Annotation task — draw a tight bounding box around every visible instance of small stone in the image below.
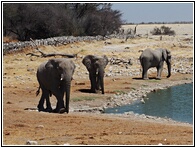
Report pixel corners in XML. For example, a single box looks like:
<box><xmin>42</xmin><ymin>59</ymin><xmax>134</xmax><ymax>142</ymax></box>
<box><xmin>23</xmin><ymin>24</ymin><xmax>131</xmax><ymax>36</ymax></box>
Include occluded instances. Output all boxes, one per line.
<box><xmin>36</xmin><ymin>125</ymin><xmax>44</xmax><ymax>128</ymax></box>
<box><xmin>140</xmin><ymin>99</ymin><xmax>145</xmax><ymax>104</ymax></box>
<box><xmin>26</xmin><ymin>140</ymin><xmax>38</xmax><ymax>145</ymax></box>
<box><xmin>75</xmin><ymin>82</ymin><xmax>85</xmax><ymax>85</ymax></box>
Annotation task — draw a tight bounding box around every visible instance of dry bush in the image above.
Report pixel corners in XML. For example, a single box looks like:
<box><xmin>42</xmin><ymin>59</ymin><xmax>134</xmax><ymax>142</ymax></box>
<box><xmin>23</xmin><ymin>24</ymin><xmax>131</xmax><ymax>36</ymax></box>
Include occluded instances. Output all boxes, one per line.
<box><xmin>151</xmin><ymin>25</ymin><xmax>176</xmax><ymax>35</ymax></box>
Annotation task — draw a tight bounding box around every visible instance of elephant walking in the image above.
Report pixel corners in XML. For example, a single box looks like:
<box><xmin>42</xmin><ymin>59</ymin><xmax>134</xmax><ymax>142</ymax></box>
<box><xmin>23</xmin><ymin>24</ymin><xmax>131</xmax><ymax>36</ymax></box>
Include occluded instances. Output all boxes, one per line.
<box><xmin>139</xmin><ymin>48</ymin><xmax>171</xmax><ymax>79</ymax></box>
<box><xmin>36</xmin><ymin>58</ymin><xmax>75</xmax><ymax>113</ymax></box>
<box><xmin>82</xmin><ymin>55</ymin><xmax>108</xmax><ymax>94</ymax></box>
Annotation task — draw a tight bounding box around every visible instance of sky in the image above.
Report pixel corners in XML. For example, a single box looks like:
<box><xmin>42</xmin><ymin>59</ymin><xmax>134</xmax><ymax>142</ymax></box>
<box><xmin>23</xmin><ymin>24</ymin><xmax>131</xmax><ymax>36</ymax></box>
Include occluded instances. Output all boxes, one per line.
<box><xmin>111</xmin><ymin>2</ymin><xmax>193</xmax><ymax>23</ymax></box>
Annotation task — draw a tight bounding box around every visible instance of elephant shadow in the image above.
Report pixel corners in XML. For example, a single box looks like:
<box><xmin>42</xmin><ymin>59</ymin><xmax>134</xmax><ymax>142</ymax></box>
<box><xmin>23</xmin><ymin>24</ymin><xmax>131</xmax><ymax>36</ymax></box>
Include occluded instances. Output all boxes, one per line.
<box><xmin>78</xmin><ymin>89</ymin><xmax>92</xmax><ymax>93</ymax></box>
<box><xmin>132</xmin><ymin>76</ymin><xmax>157</xmax><ymax>80</ymax></box>
<box><xmin>24</xmin><ymin>107</ymin><xmax>67</xmax><ymax>113</ymax></box>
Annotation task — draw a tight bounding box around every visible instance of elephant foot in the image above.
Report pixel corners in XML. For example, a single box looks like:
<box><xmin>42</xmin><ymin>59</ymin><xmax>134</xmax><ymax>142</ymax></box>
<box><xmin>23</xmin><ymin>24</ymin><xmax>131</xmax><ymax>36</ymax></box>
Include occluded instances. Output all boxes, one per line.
<box><xmin>90</xmin><ymin>89</ymin><xmax>96</xmax><ymax>93</ymax></box>
<box><xmin>53</xmin><ymin>107</ymin><xmax>66</xmax><ymax>114</ymax></box>
<box><xmin>156</xmin><ymin>77</ymin><xmax>161</xmax><ymax>80</ymax></box>
<box><xmin>52</xmin><ymin>108</ymin><xmax>57</xmax><ymax>113</ymax></box>
<box><xmin>45</xmin><ymin>107</ymin><xmax>53</xmax><ymax>112</ymax></box>
<box><xmin>95</xmin><ymin>89</ymin><xmax>100</xmax><ymax>94</ymax></box>
<box><xmin>65</xmin><ymin>108</ymin><xmax>69</xmax><ymax>114</ymax></box>
<box><xmin>95</xmin><ymin>89</ymin><xmax>104</xmax><ymax>94</ymax></box>
<box><xmin>59</xmin><ymin>108</ymin><xmax>66</xmax><ymax>114</ymax></box>
<box><xmin>38</xmin><ymin>108</ymin><xmax>45</xmax><ymax>112</ymax></box>
<box><xmin>37</xmin><ymin>105</ymin><xmax>45</xmax><ymax>112</ymax></box>
<box><xmin>143</xmin><ymin>77</ymin><xmax>149</xmax><ymax>80</ymax></box>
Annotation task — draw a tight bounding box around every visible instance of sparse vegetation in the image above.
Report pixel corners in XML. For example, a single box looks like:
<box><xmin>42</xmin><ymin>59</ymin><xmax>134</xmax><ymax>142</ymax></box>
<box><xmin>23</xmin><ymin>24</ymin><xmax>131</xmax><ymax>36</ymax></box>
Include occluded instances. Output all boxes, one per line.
<box><xmin>150</xmin><ymin>25</ymin><xmax>176</xmax><ymax>35</ymax></box>
<box><xmin>114</xmin><ymin>90</ymin><xmax>126</xmax><ymax>95</ymax></box>
<box><xmin>72</xmin><ymin>96</ymin><xmax>96</xmax><ymax>102</ymax></box>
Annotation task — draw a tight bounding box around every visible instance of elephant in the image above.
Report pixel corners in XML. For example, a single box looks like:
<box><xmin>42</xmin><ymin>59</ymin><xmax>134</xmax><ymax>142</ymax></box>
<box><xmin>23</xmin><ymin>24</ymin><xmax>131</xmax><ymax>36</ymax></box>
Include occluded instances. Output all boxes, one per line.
<box><xmin>36</xmin><ymin>58</ymin><xmax>75</xmax><ymax>113</ymax></box>
<box><xmin>82</xmin><ymin>55</ymin><xmax>108</xmax><ymax>94</ymax></box>
<box><xmin>139</xmin><ymin>48</ymin><xmax>171</xmax><ymax>80</ymax></box>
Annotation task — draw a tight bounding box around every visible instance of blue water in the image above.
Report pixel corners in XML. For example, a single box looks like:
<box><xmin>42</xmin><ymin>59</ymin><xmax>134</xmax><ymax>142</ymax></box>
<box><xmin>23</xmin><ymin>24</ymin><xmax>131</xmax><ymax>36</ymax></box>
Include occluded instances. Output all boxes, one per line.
<box><xmin>104</xmin><ymin>83</ymin><xmax>193</xmax><ymax>124</ymax></box>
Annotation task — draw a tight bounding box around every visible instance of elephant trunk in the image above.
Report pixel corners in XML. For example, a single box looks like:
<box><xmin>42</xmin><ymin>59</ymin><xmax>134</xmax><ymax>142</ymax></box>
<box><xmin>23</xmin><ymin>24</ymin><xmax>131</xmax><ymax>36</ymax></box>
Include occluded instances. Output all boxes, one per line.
<box><xmin>166</xmin><ymin>61</ymin><xmax>171</xmax><ymax>78</ymax></box>
<box><xmin>64</xmin><ymin>79</ymin><xmax>71</xmax><ymax>113</ymax></box>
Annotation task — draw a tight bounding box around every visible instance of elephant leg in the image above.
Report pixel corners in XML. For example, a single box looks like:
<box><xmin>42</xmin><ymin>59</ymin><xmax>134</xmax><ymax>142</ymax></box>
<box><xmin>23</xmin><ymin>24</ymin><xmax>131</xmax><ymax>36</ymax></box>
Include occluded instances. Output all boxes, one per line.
<box><xmin>37</xmin><ymin>88</ymin><xmax>48</xmax><ymax>112</ymax></box>
<box><xmin>156</xmin><ymin>68</ymin><xmax>163</xmax><ymax>80</ymax></box>
<box><xmin>37</xmin><ymin>89</ymin><xmax>52</xmax><ymax>112</ymax></box>
<box><xmin>156</xmin><ymin>63</ymin><xmax>163</xmax><ymax>79</ymax></box>
<box><xmin>52</xmin><ymin>89</ymin><xmax>65</xmax><ymax>113</ymax></box>
<box><xmin>37</xmin><ymin>93</ymin><xmax>45</xmax><ymax>111</ymax></box>
<box><xmin>142</xmin><ymin>66</ymin><xmax>149</xmax><ymax>80</ymax></box>
<box><xmin>45</xmin><ymin>94</ymin><xmax>53</xmax><ymax>112</ymax></box>
<box><xmin>89</xmin><ymin>73</ymin><xmax>96</xmax><ymax>93</ymax></box>
<box><xmin>96</xmin><ymin>75</ymin><xmax>101</xmax><ymax>93</ymax></box>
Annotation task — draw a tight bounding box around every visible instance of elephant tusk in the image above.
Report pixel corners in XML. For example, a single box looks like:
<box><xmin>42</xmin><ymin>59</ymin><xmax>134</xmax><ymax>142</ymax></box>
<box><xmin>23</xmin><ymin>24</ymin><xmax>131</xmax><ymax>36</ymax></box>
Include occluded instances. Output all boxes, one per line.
<box><xmin>60</xmin><ymin>73</ymin><xmax>64</xmax><ymax>81</ymax></box>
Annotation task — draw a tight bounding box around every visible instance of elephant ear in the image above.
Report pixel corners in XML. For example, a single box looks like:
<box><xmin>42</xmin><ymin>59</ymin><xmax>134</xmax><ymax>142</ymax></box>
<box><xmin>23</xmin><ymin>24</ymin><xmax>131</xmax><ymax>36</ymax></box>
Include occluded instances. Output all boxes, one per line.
<box><xmin>82</xmin><ymin>55</ymin><xmax>93</xmax><ymax>71</ymax></box>
<box><xmin>70</xmin><ymin>60</ymin><xmax>76</xmax><ymax>73</ymax></box>
<box><xmin>166</xmin><ymin>49</ymin><xmax>171</xmax><ymax>59</ymax></box>
<box><xmin>45</xmin><ymin>59</ymin><xmax>58</xmax><ymax>69</ymax></box>
<box><xmin>103</xmin><ymin>55</ymin><xmax>109</xmax><ymax>67</ymax></box>
<box><xmin>162</xmin><ymin>49</ymin><xmax>168</xmax><ymax>61</ymax></box>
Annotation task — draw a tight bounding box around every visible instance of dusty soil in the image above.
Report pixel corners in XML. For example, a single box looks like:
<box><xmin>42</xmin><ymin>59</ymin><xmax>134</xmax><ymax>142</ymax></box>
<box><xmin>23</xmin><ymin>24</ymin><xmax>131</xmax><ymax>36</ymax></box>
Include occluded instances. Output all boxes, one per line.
<box><xmin>3</xmin><ymin>24</ymin><xmax>193</xmax><ymax>145</ymax></box>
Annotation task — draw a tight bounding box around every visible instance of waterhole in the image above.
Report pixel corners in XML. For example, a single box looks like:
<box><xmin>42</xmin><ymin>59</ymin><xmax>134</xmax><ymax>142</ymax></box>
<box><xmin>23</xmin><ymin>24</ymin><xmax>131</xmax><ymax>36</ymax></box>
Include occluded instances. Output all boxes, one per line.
<box><xmin>104</xmin><ymin>83</ymin><xmax>193</xmax><ymax>124</ymax></box>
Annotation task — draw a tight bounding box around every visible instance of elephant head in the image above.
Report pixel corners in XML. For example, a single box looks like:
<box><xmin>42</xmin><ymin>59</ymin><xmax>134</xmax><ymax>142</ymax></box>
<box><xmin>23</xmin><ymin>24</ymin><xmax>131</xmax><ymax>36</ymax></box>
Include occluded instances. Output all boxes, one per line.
<box><xmin>82</xmin><ymin>55</ymin><xmax>108</xmax><ymax>94</ymax></box>
<box><xmin>45</xmin><ymin>58</ymin><xmax>75</xmax><ymax>81</ymax></box>
<box><xmin>162</xmin><ymin>49</ymin><xmax>171</xmax><ymax>78</ymax></box>
<box><xmin>37</xmin><ymin>58</ymin><xmax>75</xmax><ymax>113</ymax></box>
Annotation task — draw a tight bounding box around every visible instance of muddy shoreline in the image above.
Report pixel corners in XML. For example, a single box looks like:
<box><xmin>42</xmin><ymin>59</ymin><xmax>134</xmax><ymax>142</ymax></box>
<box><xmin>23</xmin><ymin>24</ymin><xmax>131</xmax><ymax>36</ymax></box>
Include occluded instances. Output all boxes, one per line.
<box><xmin>71</xmin><ymin>73</ymin><xmax>193</xmax><ymax>125</ymax></box>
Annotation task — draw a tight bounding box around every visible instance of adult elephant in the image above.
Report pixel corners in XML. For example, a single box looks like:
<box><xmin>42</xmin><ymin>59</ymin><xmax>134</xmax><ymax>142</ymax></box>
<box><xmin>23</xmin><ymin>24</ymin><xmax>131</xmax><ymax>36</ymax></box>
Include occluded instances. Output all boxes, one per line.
<box><xmin>36</xmin><ymin>58</ymin><xmax>75</xmax><ymax>113</ymax></box>
<box><xmin>139</xmin><ymin>48</ymin><xmax>171</xmax><ymax>79</ymax></box>
<box><xmin>82</xmin><ymin>55</ymin><xmax>108</xmax><ymax>94</ymax></box>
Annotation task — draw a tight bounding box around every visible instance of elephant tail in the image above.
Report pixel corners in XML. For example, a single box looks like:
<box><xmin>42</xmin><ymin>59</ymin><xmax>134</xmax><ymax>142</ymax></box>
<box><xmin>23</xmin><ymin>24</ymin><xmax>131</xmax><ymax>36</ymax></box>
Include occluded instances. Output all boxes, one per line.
<box><xmin>36</xmin><ymin>86</ymin><xmax>40</xmax><ymax>96</ymax></box>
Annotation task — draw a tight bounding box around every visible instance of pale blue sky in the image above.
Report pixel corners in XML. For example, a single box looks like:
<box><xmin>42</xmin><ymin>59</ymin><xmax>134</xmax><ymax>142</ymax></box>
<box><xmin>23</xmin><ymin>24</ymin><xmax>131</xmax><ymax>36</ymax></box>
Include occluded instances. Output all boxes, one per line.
<box><xmin>111</xmin><ymin>2</ymin><xmax>193</xmax><ymax>23</ymax></box>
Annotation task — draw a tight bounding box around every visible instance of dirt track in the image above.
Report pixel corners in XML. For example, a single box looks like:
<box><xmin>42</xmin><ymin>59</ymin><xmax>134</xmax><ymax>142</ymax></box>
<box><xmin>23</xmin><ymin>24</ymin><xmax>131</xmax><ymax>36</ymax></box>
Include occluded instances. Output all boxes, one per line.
<box><xmin>3</xmin><ymin>24</ymin><xmax>193</xmax><ymax>145</ymax></box>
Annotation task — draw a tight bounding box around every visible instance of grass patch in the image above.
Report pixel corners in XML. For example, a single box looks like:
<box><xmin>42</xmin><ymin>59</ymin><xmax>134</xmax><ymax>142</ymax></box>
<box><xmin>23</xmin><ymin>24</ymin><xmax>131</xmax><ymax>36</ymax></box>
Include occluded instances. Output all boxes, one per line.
<box><xmin>114</xmin><ymin>90</ymin><xmax>126</xmax><ymax>95</ymax></box>
<box><xmin>131</xmin><ymin>87</ymin><xmax>136</xmax><ymax>90</ymax></box>
<box><xmin>72</xmin><ymin>96</ymin><xmax>96</xmax><ymax>102</ymax></box>
<box><xmin>141</xmin><ymin>84</ymin><xmax>149</xmax><ymax>87</ymax></box>
<box><xmin>80</xmin><ymin>49</ymin><xmax>86</xmax><ymax>53</ymax></box>
<box><xmin>148</xmin><ymin>79</ymin><xmax>160</xmax><ymax>82</ymax></box>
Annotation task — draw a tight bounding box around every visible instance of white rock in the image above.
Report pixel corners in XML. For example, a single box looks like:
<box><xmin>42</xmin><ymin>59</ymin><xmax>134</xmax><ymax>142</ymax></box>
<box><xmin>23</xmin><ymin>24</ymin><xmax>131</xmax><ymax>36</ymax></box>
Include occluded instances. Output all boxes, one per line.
<box><xmin>36</xmin><ymin>125</ymin><xmax>44</xmax><ymax>128</ymax></box>
<box><xmin>26</xmin><ymin>140</ymin><xmax>38</xmax><ymax>145</ymax></box>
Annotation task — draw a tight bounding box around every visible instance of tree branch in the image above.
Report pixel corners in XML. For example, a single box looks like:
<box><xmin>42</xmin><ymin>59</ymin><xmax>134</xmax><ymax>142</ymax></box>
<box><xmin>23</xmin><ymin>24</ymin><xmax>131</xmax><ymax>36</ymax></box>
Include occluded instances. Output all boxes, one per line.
<box><xmin>26</xmin><ymin>38</ymin><xmax>78</xmax><ymax>58</ymax></box>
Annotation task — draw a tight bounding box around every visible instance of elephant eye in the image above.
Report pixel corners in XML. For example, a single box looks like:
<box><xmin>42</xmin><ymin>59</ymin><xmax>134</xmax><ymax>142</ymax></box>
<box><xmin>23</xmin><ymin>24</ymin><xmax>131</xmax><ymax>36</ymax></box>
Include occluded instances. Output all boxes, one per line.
<box><xmin>57</xmin><ymin>66</ymin><xmax>63</xmax><ymax>71</ymax></box>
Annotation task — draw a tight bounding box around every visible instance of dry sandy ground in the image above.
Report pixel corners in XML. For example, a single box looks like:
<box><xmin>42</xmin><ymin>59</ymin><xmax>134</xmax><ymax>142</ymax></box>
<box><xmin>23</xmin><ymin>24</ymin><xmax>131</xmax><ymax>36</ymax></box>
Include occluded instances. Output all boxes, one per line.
<box><xmin>3</xmin><ymin>24</ymin><xmax>193</xmax><ymax>145</ymax></box>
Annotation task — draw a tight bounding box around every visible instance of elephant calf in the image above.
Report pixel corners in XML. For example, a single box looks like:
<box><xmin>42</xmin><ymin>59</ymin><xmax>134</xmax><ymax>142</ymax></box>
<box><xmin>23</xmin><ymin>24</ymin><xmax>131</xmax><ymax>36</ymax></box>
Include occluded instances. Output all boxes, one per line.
<box><xmin>139</xmin><ymin>48</ymin><xmax>171</xmax><ymax>79</ymax></box>
<box><xmin>82</xmin><ymin>55</ymin><xmax>108</xmax><ymax>94</ymax></box>
<box><xmin>36</xmin><ymin>58</ymin><xmax>75</xmax><ymax>113</ymax></box>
